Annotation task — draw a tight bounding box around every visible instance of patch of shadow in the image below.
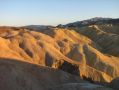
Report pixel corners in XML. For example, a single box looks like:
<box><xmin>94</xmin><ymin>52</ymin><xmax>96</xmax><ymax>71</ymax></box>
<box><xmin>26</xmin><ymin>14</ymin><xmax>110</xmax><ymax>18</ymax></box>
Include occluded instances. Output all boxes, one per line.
<box><xmin>42</xmin><ymin>28</ymin><xmax>56</xmax><ymax>38</ymax></box>
<box><xmin>82</xmin><ymin>76</ymin><xmax>110</xmax><ymax>88</ymax></box>
<box><xmin>11</xmin><ymin>27</ymin><xmax>20</xmax><ymax>31</ymax></box>
<box><xmin>66</xmin><ymin>45</ymin><xmax>81</xmax><ymax>62</ymax></box>
<box><xmin>57</xmin><ymin>41</ymin><xmax>64</xmax><ymax>47</ymax></box>
<box><xmin>59</xmin><ymin>61</ymin><xmax>80</xmax><ymax>76</ymax></box>
<box><xmin>82</xmin><ymin>76</ymin><xmax>94</xmax><ymax>83</ymax></box>
<box><xmin>19</xmin><ymin>43</ymin><xmax>24</xmax><ymax>49</ymax></box>
<box><xmin>62</xmin><ymin>38</ymin><xmax>68</xmax><ymax>42</ymax></box>
<box><xmin>25</xmin><ymin>49</ymin><xmax>33</xmax><ymax>58</ymax></box>
<box><xmin>45</xmin><ymin>52</ymin><xmax>54</xmax><ymax>67</ymax></box>
<box><xmin>110</xmin><ymin>77</ymin><xmax>119</xmax><ymax>90</ymax></box>
<box><xmin>38</xmin><ymin>42</ymin><xmax>44</xmax><ymax>48</ymax></box>
<box><xmin>19</xmin><ymin>43</ymin><xmax>33</xmax><ymax>58</ymax></box>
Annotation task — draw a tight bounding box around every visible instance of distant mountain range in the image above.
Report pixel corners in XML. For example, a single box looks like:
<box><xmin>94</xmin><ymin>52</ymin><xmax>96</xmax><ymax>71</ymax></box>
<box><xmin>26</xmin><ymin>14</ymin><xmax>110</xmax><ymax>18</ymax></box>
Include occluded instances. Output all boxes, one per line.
<box><xmin>23</xmin><ymin>17</ymin><xmax>119</xmax><ymax>30</ymax></box>
<box><xmin>57</xmin><ymin>17</ymin><xmax>119</xmax><ymax>28</ymax></box>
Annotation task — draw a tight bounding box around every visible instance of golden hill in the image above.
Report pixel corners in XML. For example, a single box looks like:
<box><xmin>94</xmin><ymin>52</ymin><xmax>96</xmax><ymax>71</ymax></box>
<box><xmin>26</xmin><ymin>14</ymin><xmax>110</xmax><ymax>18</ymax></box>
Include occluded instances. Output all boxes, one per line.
<box><xmin>0</xmin><ymin>26</ymin><xmax>119</xmax><ymax>85</ymax></box>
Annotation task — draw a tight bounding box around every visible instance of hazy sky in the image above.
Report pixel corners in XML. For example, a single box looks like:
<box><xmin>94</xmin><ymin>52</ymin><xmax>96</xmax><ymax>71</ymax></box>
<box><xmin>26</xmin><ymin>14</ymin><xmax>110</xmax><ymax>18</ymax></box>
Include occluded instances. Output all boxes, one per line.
<box><xmin>0</xmin><ymin>0</ymin><xmax>118</xmax><ymax>26</ymax></box>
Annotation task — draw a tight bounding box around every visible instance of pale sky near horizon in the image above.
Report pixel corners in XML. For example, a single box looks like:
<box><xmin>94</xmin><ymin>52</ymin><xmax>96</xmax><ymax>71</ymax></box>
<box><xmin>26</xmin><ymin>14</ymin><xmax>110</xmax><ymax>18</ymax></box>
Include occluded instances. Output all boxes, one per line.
<box><xmin>0</xmin><ymin>0</ymin><xmax>118</xmax><ymax>26</ymax></box>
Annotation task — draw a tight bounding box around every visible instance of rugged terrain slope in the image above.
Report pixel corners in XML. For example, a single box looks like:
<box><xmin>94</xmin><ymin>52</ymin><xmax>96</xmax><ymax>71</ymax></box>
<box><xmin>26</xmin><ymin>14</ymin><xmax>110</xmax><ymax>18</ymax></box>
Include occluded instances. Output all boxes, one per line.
<box><xmin>0</xmin><ymin>18</ymin><xmax>119</xmax><ymax>90</ymax></box>
<box><xmin>0</xmin><ymin>25</ymin><xmax>119</xmax><ymax>83</ymax></box>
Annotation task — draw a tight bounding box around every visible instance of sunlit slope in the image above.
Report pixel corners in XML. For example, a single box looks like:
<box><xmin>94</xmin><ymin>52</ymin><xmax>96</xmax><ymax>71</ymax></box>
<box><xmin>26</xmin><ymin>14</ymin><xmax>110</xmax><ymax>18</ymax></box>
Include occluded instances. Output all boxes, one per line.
<box><xmin>0</xmin><ymin>26</ymin><xmax>119</xmax><ymax>83</ymax></box>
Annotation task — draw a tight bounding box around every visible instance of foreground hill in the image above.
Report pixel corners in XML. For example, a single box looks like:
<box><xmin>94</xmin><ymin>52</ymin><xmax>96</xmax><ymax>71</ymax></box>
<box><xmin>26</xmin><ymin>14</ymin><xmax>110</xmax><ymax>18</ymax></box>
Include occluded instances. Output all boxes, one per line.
<box><xmin>0</xmin><ymin>58</ymin><xmax>114</xmax><ymax>90</ymax></box>
<box><xmin>0</xmin><ymin>18</ymin><xmax>119</xmax><ymax>90</ymax></box>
